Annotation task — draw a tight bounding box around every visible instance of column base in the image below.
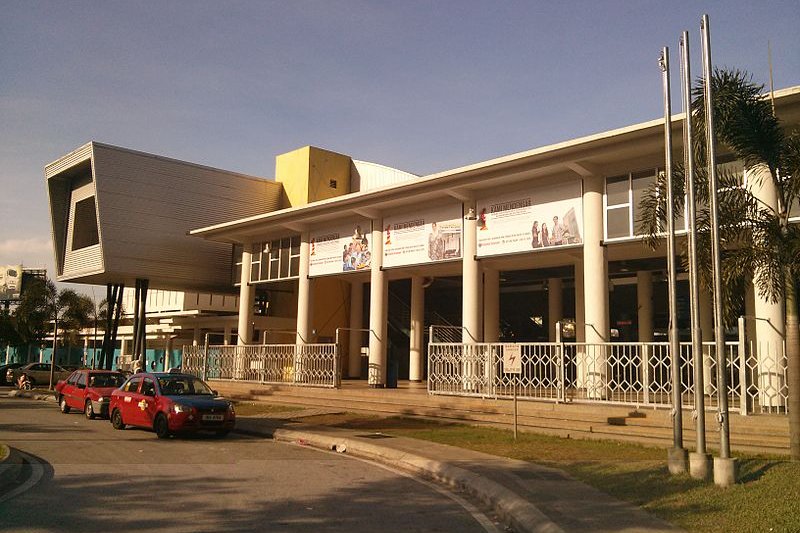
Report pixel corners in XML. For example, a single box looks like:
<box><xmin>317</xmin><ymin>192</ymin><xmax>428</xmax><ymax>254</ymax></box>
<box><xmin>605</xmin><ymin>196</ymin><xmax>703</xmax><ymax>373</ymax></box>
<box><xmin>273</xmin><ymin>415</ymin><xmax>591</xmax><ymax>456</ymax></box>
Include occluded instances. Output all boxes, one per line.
<box><xmin>369</xmin><ymin>383</ymin><xmax>385</xmax><ymax>389</ymax></box>
<box><xmin>689</xmin><ymin>452</ymin><xmax>712</xmax><ymax>481</ymax></box>
<box><xmin>667</xmin><ymin>447</ymin><xmax>688</xmax><ymax>475</ymax></box>
<box><xmin>713</xmin><ymin>457</ymin><xmax>738</xmax><ymax>487</ymax></box>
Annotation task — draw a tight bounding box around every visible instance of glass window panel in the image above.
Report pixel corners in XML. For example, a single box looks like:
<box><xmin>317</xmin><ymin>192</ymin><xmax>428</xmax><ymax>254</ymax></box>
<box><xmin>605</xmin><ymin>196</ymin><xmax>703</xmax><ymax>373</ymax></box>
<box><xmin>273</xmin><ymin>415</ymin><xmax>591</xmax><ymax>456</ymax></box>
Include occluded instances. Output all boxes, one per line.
<box><xmin>606</xmin><ymin>206</ymin><xmax>631</xmax><ymax>239</ymax></box>
<box><xmin>270</xmin><ymin>240</ymin><xmax>280</xmax><ymax>260</ymax></box>
<box><xmin>290</xmin><ymin>256</ymin><xmax>300</xmax><ymax>276</ymax></box>
<box><xmin>233</xmin><ymin>244</ymin><xmax>243</xmax><ymax>264</ymax></box>
<box><xmin>606</xmin><ymin>175</ymin><xmax>630</xmax><ymax>206</ymax></box>
<box><xmin>72</xmin><ymin>198</ymin><xmax>100</xmax><ymax>250</ymax></box>
<box><xmin>631</xmin><ymin>170</ymin><xmax>656</xmax><ymax>235</ymax></box>
<box><xmin>280</xmin><ymin>245</ymin><xmax>290</xmax><ymax>278</ymax></box>
<box><xmin>234</xmin><ymin>264</ymin><xmax>242</xmax><ymax>285</ymax></box>
<box><xmin>270</xmin><ymin>261</ymin><xmax>279</xmax><ymax>279</ymax></box>
<box><xmin>250</xmin><ymin>263</ymin><xmax>259</xmax><ymax>282</ymax></box>
<box><xmin>291</xmin><ymin>236</ymin><xmax>300</xmax><ymax>255</ymax></box>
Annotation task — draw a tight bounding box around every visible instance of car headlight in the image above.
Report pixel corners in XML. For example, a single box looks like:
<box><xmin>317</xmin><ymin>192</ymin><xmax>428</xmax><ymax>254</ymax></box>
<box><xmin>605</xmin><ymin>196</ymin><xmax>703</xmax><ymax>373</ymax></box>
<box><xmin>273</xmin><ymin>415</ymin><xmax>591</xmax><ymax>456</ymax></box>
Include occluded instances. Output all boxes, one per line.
<box><xmin>173</xmin><ymin>404</ymin><xmax>192</xmax><ymax>414</ymax></box>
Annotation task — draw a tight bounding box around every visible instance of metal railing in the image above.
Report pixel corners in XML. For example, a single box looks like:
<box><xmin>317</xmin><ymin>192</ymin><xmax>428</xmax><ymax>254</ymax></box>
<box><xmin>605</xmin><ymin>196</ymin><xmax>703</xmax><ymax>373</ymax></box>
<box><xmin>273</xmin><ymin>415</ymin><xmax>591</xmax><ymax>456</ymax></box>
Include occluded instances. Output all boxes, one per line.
<box><xmin>182</xmin><ymin>342</ymin><xmax>340</xmax><ymax>388</ymax></box>
<box><xmin>428</xmin><ymin>337</ymin><xmax>789</xmax><ymax>414</ymax></box>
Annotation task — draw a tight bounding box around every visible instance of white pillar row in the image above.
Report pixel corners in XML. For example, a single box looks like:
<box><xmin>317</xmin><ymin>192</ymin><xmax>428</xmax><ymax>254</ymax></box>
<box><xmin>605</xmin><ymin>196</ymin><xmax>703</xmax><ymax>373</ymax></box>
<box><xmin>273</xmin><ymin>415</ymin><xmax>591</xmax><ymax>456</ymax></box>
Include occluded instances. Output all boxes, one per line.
<box><xmin>699</xmin><ymin>288</ymin><xmax>715</xmax><ymax>395</ymax></box>
<box><xmin>483</xmin><ymin>268</ymin><xmax>500</xmax><ymax>343</ymax></box>
<box><xmin>747</xmin><ymin>168</ymin><xmax>786</xmax><ymax>409</ymax></box>
<box><xmin>348</xmin><ymin>280</ymin><xmax>363</xmax><ymax>378</ymax></box>
<box><xmin>237</xmin><ymin>243</ymin><xmax>255</xmax><ymax>345</ymax></box>
<box><xmin>548</xmin><ymin>277</ymin><xmax>563</xmax><ymax>342</ymax></box>
<box><xmin>462</xmin><ymin>201</ymin><xmax>482</xmax><ymax>344</ymax></box>
<box><xmin>368</xmin><ymin>219</ymin><xmax>388</xmax><ymax>387</ymax></box>
<box><xmin>296</xmin><ymin>232</ymin><xmax>313</xmax><ymax>345</ymax></box>
<box><xmin>409</xmin><ymin>275</ymin><xmax>425</xmax><ymax>382</ymax></box>
<box><xmin>582</xmin><ymin>175</ymin><xmax>609</xmax><ymax>399</ymax></box>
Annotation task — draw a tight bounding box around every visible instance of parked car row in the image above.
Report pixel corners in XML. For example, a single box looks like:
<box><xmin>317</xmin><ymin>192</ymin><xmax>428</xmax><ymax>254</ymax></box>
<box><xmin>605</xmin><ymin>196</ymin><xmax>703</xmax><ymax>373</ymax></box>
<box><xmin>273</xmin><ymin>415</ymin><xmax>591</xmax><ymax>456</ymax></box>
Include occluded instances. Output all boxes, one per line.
<box><xmin>54</xmin><ymin>369</ymin><xmax>235</xmax><ymax>439</ymax></box>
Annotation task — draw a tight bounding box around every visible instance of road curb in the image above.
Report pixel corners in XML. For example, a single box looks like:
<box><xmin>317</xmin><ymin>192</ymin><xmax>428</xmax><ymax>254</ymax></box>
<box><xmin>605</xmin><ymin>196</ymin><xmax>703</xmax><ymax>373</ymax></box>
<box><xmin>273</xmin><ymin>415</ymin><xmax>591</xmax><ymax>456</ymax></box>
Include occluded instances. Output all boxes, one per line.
<box><xmin>7</xmin><ymin>389</ymin><xmax>57</xmax><ymax>402</ymax></box>
<box><xmin>237</xmin><ymin>424</ymin><xmax>563</xmax><ymax>533</ymax></box>
<box><xmin>0</xmin><ymin>444</ymin><xmax>22</xmax><ymax>490</ymax></box>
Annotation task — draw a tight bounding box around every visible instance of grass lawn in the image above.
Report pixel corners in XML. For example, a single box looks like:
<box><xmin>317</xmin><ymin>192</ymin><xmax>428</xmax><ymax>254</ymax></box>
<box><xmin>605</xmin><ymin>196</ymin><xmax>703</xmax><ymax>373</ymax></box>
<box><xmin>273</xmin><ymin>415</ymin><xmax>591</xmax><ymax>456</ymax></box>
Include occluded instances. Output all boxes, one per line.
<box><xmin>295</xmin><ymin>412</ymin><xmax>800</xmax><ymax>533</ymax></box>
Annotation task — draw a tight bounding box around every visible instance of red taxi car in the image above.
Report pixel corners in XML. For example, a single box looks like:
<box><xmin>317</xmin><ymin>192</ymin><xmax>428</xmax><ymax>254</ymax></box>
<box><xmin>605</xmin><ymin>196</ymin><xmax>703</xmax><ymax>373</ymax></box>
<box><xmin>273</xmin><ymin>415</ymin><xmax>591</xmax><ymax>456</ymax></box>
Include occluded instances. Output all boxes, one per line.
<box><xmin>55</xmin><ymin>369</ymin><xmax>127</xmax><ymax>419</ymax></box>
<box><xmin>109</xmin><ymin>373</ymin><xmax>235</xmax><ymax>438</ymax></box>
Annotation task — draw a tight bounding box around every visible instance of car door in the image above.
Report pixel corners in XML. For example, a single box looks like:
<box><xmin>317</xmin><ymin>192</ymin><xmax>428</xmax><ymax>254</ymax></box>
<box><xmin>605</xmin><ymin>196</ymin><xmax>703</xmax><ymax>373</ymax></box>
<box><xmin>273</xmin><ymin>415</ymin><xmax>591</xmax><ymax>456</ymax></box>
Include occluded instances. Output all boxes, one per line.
<box><xmin>139</xmin><ymin>377</ymin><xmax>160</xmax><ymax>429</ymax></box>
<box><xmin>118</xmin><ymin>376</ymin><xmax>144</xmax><ymax>426</ymax></box>
<box><xmin>71</xmin><ymin>372</ymin><xmax>88</xmax><ymax>409</ymax></box>
<box><xmin>61</xmin><ymin>372</ymin><xmax>80</xmax><ymax>407</ymax></box>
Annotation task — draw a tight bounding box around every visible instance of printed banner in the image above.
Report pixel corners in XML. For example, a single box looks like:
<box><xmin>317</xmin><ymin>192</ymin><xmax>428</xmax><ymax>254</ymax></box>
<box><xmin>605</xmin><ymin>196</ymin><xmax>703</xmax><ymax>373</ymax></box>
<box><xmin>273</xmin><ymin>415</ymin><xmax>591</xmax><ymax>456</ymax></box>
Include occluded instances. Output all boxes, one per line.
<box><xmin>309</xmin><ymin>221</ymin><xmax>372</xmax><ymax>277</ymax></box>
<box><xmin>476</xmin><ymin>180</ymin><xmax>583</xmax><ymax>257</ymax></box>
<box><xmin>383</xmin><ymin>204</ymin><xmax>462</xmax><ymax>268</ymax></box>
<box><xmin>0</xmin><ymin>265</ymin><xmax>22</xmax><ymax>301</ymax></box>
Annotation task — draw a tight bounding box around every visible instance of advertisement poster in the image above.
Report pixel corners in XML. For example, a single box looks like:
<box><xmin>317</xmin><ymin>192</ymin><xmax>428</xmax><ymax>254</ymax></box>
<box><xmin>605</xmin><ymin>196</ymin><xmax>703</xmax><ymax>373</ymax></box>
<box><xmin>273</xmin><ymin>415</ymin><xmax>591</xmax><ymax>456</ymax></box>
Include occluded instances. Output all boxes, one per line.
<box><xmin>0</xmin><ymin>265</ymin><xmax>22</xmax><ymax>300</ymax></box>
<box><xmin>476</xmin><ymin>180</ymin><xmax>583</xmax><ymax>257</ymax></box>
<box><xmin>309</xmin><ymin>220</ymin><xmax>372</xmax><ymax>277</ymax></box>
<box><xmin>382</xmin><ymin>204</ymin><xmax>462</xmax><ymax>268</ymax></box>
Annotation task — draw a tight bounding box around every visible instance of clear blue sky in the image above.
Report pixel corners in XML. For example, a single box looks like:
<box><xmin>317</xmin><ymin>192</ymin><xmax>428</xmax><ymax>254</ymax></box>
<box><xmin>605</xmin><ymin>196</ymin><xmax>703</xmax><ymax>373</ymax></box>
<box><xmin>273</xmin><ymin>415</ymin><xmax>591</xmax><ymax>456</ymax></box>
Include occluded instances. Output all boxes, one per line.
<box><xmin>1</xmin><ymin>1</ymin><xmax>798</xmax><ymax>286</ymax></box>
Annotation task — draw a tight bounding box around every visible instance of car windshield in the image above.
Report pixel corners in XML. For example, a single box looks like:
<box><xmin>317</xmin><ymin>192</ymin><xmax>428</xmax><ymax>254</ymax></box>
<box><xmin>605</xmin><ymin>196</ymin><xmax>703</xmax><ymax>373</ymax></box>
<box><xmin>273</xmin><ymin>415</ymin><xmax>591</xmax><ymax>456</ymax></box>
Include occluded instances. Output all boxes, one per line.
<box><xmin>89</xmin><ymin>373</ymin><xmax>126</xmax><ymax>388</ymax></box>
<box><xmin>157</xmin><ymin>376</ymin><xmax>214</xmax><ymax>396</ymax></box>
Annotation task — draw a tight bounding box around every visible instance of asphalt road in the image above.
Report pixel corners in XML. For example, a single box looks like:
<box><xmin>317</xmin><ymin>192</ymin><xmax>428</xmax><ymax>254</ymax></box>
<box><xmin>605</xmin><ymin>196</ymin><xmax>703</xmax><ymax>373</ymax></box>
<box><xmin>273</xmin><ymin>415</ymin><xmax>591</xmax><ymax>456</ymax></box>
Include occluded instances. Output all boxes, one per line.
<box><xmin>0</xmin><ymin>395</ymin><xmax>498</xmax><ymax>532</ymax></box>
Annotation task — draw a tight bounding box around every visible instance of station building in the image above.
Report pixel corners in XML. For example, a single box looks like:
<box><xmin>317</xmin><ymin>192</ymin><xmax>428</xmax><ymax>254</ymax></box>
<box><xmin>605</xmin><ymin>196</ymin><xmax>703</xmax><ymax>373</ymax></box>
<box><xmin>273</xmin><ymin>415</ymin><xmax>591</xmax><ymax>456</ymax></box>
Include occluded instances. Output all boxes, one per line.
<box><xmin>46</xmin><ymin>86</ymin><xmax>800</xmax><ymax>413</ymax></box>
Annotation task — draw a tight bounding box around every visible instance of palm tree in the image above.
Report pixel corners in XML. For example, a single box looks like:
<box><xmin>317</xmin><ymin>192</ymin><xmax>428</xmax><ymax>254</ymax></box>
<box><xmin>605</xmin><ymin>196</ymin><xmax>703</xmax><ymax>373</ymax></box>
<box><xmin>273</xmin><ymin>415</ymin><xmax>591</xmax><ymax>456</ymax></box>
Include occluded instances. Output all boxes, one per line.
<box><xmin>640</xmin><ymin>68</ymin><xmax>800</xmax><ymax>459</ymax></box>
<box><xmin>47</xmin><ymin>284</ymin><xmax>93</xmax><ymax>389</ymax></box>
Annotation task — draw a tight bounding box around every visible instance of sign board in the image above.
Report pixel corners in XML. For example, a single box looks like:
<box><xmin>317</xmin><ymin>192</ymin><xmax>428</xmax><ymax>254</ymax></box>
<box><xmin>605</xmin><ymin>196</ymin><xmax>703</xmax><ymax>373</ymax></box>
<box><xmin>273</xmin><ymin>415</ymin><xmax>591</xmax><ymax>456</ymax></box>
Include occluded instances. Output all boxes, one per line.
<box><xmin>476</xmin><ymin>179</ymin><xmax>583</xmax><ymax>257</ymax></box>
<box><xmin>503</xmin><ymin>344</ymin><xmax>522</xmax><ymax>375</ymax></box>
<box><xmin>0</xmin><ymin>265</ymin><xmax>22</xmax><ymax>300</ymax></box>
<box><xmin>382</xmin><ymin>203</ymin><xmax>462</xmax><ymax>268</ymax></box>
<box><xmin>309</xmin><ymin>220</ymin><xmax>372</xmax><ymax>277</ymax></box>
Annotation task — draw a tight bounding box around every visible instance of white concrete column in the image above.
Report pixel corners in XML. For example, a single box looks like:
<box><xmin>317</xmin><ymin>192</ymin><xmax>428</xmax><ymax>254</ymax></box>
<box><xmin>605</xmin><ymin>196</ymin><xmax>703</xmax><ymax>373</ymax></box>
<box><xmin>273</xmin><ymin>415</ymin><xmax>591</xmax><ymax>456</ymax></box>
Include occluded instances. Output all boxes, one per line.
<box><xmin>747</xmin><ymin>168</ymin><xmax>786</xmax><ymax>409</ymax></box>
<box><xmin>410</xmin><ymin>275</ymin><xmax>425</xmax><ymax>382</ymax></box>
<box><xmin>368</xmin><ymin>220</ymin><xmax>388</xmax><ymax>386</ymax></box>
<box><xmin>583</xmin><ymin>175</ymin><xmax>609</xmax><ymax>398</ymax></box>
<box><xmin>548</xmin><ymin>277</ymin><xmax>563</xmax><ymax>342</ymax></box>
<box><xmin>237</xmin><ymin>244</ymin><xmax>255</xmax><ymax>345</ymax></box>
<box><xmin>83</xmin><ymin>337</ymin><xmax>90</xmax><ymax>367</ymax></box>
<box><xmin>5</xmin><ymin>345</ymin><xmax>10</xmax><ymax>365</ymax></box>
<box><xmin>462</xmin><ymin>202</ymin><xmax>482</xmax><ymax>344</ymax></box>
<box><xmin>296</xmin><ymin>232</ymin><xmax>313</xmax><ymax>345</ymax></box>
<box><xmin>483</xmin><ymin>269</ymin><xmax>500</xmax><ymax>342</ymax></box>
<box><xmin>348</xmin><ymin>280</ymin><xmax>364</xmax><ymax>378</ymax></box>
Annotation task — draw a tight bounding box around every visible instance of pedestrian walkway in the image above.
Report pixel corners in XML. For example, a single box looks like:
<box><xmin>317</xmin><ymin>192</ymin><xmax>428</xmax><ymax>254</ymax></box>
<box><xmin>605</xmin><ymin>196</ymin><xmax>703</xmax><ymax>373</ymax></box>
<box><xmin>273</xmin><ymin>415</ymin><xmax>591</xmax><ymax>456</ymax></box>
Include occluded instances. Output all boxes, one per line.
<box><xmin>235</xmin><ymin>415</ymin><xmax>683</xmax><ymax>533</ymax></box>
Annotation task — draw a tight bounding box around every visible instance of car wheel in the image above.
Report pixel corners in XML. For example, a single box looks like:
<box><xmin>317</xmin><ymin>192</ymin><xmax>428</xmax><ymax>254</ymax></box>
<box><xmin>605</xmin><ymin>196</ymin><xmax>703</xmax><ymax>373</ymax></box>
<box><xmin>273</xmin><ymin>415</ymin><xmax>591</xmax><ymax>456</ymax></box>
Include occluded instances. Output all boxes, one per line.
<box><xmin>84</xmin><ymin>400</ymin><xmax>96</xmax><ymax>420</ymax></box>
<box><xmin>59</xmin><ymin>396</ymin><xmax>70</xmax><ymax>414</ymax></box>
<box><xmin>111</xmin><ymin>409</ymin><xmax>126</xmax><ymax>430</ymax></box>
<box><xmin>154</xmin><ymin>414</ymin><xmax>170</xmax><ymax>439</ymax></box>
<box><xmin>25</xmin><ymin>378</ymin><xmax>35</xmax><ymax>390</ymax></box>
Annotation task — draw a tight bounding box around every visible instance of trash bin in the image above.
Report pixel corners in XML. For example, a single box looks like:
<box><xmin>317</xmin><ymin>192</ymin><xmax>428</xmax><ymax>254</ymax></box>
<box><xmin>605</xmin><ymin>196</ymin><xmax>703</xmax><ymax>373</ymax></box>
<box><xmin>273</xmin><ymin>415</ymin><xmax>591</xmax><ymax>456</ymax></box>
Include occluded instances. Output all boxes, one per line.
<box><xmin>386</xmin><ymin>359</ymin><xmax>399</xmax><ymax>389</ymax></box>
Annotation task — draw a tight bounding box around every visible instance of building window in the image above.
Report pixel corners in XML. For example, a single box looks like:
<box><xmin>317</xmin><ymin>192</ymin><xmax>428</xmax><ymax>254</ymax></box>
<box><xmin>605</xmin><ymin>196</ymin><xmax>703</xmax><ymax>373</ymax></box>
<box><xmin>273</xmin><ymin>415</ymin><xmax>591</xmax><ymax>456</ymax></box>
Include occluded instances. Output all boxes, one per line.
<box><xmin>71</xmin><ymin>197</ymin><xmax>99</xmax><ymax>250</ymax></box>
<box><xmin>232</xmin><ymin>236</ymin><xmax>301</xmax><ymax>285</ymax></box>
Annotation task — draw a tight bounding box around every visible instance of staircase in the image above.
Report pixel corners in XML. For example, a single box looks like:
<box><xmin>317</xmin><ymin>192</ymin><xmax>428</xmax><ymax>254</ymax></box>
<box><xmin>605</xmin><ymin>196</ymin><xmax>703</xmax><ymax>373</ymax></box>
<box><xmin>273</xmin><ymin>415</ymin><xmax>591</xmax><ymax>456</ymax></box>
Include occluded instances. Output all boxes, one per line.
<box><xmin>212</xmin><ymin>379</ymin><xmax>790</xmax><ymax>456</ymax></box>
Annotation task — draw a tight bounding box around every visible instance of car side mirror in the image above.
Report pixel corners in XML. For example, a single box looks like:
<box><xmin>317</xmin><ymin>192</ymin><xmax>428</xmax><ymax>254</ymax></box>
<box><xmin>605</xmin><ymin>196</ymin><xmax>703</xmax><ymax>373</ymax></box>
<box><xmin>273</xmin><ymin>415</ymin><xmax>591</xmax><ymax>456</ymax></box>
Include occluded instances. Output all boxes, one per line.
<box><xmin>212</xmin><ymin>390</ymin><xmax>218</xmax><ymax>396</ymax></box>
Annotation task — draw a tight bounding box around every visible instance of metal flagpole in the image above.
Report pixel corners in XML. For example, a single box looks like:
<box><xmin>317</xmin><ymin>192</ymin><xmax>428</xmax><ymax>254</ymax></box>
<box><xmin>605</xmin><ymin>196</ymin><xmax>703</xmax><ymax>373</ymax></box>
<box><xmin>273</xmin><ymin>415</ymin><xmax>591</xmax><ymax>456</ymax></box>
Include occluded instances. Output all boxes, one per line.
<box><xmin>660</xmin><ymin>47</ymin><xmax>687</xmax><ymax>474</ymax></box>
<box><xmin>680</xmin><ymin>30</ymin><xmax>711</xmax><ymax>480</ymax></box>
<box><xmin>700</xmin><ymin>14</ymin><xmax>736</xmax><ymax>486</ymax></box>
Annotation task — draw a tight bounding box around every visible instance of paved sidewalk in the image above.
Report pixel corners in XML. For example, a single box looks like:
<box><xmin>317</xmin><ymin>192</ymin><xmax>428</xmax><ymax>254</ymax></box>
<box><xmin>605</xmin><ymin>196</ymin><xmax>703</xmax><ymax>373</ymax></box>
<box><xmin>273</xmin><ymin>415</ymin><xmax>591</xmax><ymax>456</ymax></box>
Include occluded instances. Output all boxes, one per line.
<box><xmin>235</xmin><ymin>416</ymin><xmax>683</xmax><ymax>533</ymax></box>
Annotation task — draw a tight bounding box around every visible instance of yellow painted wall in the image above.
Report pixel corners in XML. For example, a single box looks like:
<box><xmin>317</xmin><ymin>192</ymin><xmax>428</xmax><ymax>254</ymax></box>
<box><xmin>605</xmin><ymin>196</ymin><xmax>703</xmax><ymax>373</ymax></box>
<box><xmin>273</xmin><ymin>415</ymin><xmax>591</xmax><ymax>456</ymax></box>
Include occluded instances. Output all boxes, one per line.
<box><xmin>275</xmin><ymin>146</ymin><xmax>351</xmax><ymax>207</ymax></box>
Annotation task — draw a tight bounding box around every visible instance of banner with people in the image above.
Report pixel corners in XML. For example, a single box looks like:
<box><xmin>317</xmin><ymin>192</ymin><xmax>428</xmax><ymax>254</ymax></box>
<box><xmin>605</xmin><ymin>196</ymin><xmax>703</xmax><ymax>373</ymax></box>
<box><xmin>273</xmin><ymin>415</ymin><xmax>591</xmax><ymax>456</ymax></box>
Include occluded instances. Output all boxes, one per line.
<box><xmin>309</xmin><ymin>220</ymin><xmax>373</xmax><ymax>277</ymax></box>
<box><xmin>476</xmin><ymin>179</ymin><xmax>582</xmax><ymax>257</ymax></box>
<box><xmin>382</xmin><ymin>204</ymin><xmax>462</xmax><ymax>268</ymax></box>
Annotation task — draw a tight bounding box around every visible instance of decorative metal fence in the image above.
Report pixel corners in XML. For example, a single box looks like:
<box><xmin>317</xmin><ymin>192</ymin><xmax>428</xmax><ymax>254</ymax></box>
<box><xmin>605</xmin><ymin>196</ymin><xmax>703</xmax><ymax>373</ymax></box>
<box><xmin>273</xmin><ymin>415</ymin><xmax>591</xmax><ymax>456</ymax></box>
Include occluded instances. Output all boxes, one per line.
<box><xmin>428</xmin><ymin>339</ymin><xmax>789</xmax><ymax>414</ymax></box>
<box><xmin>182</xmin><ymin>343</ymin><xmax>340</xmax><ymax>388</ymax></box>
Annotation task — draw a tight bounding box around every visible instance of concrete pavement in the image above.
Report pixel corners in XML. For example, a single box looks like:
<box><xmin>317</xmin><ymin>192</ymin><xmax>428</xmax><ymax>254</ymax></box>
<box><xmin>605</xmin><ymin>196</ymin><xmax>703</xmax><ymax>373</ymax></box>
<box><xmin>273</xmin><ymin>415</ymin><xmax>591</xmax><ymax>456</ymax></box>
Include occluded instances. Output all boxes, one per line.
<box><xmin>2</xmin><ymin>389</ymin><xmax>682</xmax><ymax>532</ymax></box>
